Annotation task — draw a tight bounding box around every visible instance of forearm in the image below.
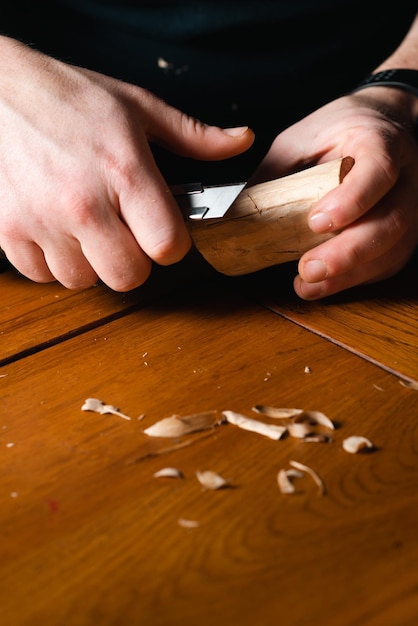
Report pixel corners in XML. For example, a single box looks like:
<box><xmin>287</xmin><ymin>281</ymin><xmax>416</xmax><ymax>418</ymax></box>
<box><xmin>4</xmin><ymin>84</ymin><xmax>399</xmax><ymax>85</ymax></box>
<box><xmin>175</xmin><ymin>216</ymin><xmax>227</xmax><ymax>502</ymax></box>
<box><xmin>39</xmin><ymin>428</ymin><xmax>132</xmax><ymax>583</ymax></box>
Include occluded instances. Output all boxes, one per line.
<box><xmin>350</xmin><ymin>14</ymin><xmax>418</xmax><ymax>124</ymax></box>
<box><xmin>370</xmin><ymin>13</ymin><xmax>418</xmax><ymax>119</ymax></box>
<box><xmin>374</xmin><ymin>13</ymin><xmax>418</xmax><ymax>72</ymax></box>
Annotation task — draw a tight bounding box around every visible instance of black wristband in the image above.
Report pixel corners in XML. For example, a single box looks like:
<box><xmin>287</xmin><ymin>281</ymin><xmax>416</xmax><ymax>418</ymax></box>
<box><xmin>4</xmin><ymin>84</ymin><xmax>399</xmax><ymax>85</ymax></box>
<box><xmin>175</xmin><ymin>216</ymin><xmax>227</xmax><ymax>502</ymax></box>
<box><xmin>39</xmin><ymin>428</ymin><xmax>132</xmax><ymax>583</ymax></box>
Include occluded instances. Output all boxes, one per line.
<box><xmin>351</xmin><ymin>69</ymin><xmax>418</xmax><ymax>98</ymax></box>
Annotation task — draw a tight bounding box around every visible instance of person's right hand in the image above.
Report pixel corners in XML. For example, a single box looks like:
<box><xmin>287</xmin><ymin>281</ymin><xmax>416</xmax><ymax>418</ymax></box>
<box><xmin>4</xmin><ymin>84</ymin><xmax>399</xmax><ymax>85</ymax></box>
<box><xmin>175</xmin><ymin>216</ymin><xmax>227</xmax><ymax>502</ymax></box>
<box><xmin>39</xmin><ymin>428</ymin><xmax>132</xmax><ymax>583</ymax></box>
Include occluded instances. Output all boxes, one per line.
<box><xmin>0</xmin><ymin>37</ymin><xmax>254</xmax><ymax>290</ymax></box>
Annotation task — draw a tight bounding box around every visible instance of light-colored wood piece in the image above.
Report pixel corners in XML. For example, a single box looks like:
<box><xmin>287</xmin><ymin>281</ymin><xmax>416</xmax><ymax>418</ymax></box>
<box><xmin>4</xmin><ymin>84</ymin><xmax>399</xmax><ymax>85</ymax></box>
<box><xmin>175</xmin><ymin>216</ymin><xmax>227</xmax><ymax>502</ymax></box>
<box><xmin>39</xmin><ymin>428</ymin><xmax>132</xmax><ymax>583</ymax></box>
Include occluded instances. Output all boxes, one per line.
<box><xmin>190</xmin><ymin>157</ymin><xmax>354</xmax><ymax>275</ymax></box>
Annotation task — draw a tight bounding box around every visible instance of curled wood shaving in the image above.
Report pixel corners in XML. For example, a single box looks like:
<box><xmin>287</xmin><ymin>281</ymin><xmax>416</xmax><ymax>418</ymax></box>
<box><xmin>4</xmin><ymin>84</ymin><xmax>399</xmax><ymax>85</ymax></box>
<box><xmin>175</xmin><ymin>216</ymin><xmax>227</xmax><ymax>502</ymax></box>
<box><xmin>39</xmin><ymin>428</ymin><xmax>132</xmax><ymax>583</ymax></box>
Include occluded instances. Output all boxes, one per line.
<box><xmin>81</xmin><ymin>398</ymin><xmax>131</xmax><ymax>421</ymax></box>
<box><xmin>153</xmin><ymin>467</ymin><xmax>183</xmax><ymax>479</ymax></box>
<box><xmin>252</xmin><ymin>405</ymin><xmax>303</xmax><ymax>419</ymax></box>
<box><xmin>277</xmin><ymin>469</ymin><xmax>295</xmax><ymax>494</ymax></box>
<box><xmin>196</xmin><ymin>470</ymin><xmax>229</xmax><ymax>490</ymax></box>
<box><xmin>289</xmin><ymin>460</ymin><xmax>326</xmax><ymax>495</ymax></box>
<box><xmin>143</xmin><ymin>411</ymin><xmax>219</xmax><ymax>438</ymax></box>
<box><xmin>222</xmin><ymin>410</ymin><xmax>287</xmax><ymax>440</ymax></box>
<box><xmin>294</xmin><ymin>410</ymin><xmax>335</xmax><ymax>430</ymax></box>
<box><xmin>342</xmin><ymin>436</ymin><xmax>374</xmax><ymax>454</ymax></box>
<box><xmin>277</xmin><ymin>468</ymin><xmax>304</xmax><ymax>494</ymax></box>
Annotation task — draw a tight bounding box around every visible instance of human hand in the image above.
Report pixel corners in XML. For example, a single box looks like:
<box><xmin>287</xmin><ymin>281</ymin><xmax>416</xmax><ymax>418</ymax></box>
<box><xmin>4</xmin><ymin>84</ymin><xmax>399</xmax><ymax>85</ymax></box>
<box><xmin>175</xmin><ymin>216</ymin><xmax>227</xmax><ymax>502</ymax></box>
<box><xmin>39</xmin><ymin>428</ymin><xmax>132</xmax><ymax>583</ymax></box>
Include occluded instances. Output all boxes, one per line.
<box><xmin>0</xmin><ymin>37</ymin><xmax>254</xmax><ymax>290</ymax></box>
<box><xmin>255</xmin><ymin>89</ymin><xmax>418</xmax><ymax>300</ymax></box>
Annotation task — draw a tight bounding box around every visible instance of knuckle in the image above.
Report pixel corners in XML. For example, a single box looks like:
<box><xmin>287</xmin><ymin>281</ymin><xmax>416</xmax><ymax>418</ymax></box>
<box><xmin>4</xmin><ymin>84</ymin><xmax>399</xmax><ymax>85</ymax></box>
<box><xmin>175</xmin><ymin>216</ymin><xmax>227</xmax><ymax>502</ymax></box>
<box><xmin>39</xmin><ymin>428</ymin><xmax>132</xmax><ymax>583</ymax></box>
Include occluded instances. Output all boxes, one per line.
<box><xmin>56</xmin><ymin>267</ymin><xmax>99</xmax><ymax>291</ymax></box>
<box><xmin>107</xmin><ymin>257</ymin><xmax>153</xmax><ymax>292</ymax></box>
<box><xmin>146</xmin><ymin>232</ymin><xmax>189</xmax><ymax>265</ymax></box>
<box><xmin>103</xmin><ymin>151</ymin><xmax>139</xmax><ymax>191</ymax></box>
<box><xmin>347</xmin><ymin>245</ymin><xmax>364</xmax><ymax>267</ymax></box>
<box><xmin>109</xmin><ymin>270</ymin><xmax>152</xmax><ymax>292</ymax></box>
<box><xmin>149</xmin><ymin>238</ymin><xmax>176</xmax><ymax>263</ymax></box>
<box><xmin>59</xmin><ymin>187</ymin><xmax>100</xmax><ymax>228</ymax></box>
<box><xmin>384</xmin><ymin>206</ymin><xmax>409</xmax><ymax>238</ymax></box>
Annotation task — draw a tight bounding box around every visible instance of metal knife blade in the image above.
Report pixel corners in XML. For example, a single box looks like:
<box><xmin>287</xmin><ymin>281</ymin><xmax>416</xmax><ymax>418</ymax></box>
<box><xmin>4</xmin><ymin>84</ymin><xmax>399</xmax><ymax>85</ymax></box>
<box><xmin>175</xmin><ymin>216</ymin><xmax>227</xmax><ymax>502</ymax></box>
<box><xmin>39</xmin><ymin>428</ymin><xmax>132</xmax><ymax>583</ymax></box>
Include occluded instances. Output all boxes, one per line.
<box><xmin>171</xmin><ymin>181</ymin><xmax>246</xmax><ymax>220</ymax></box>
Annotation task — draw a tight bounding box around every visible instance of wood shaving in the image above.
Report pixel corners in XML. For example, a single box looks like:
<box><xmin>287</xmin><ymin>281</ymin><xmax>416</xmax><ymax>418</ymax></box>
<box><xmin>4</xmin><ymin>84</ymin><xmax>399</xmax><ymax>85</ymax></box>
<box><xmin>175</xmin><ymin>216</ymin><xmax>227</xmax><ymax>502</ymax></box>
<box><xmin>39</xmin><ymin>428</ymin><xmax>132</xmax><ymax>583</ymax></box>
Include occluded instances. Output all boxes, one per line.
<box><xmin>252</xmin><ymin>405</ymin><xmax>303</xmax><ymax>419</ymax></box>
<box><xmin>178</xmin><ymin>518</ymin><xmax>200</xmax><ymax>529</ymax></box>
<box><xmin>222</xmin><ymin>410</ymin><xmax>287</xmax><ymax>440</ymax></box>
<box><xmin>342</xmin><ymin>436</ymin><xmax>374</xmax><ymax>454</ymax></box>
<box><xmin>287</xmin><ymin>468</ymin><xmax>305</xmax><ymax>479</ymax></box>
<box><xmin>81</xmin><ymin>398</ymin><xmax>131</xmax><ymax>421</ymax></box>
<box><xmin>277</xmin><ymin>468</ymin><xmax>304</xmax><ymax>494</ymax></box>
<box><xmin>153</xmin><ymin>467</ymin><xmax>183</xmax><ymax>479</ymax></box>
<box><xmin>303</xmin><ymin>433</ymin><xmax>331</xmax><ymax>443</ymax></box>
<box><xmin>287</xmin><ymin>422</ymin><xmax>313</xmax><ymax>438</ymax></box>
<box><xmin>143</xmin><ymin>411</ymin><xmax>219</xmax><ymax>438</ymax></box>
<box><xmin>289</xmin><ymin>460</ymin><xmax>326</xmax><ymax>495</ymax></box>
<box><xmin>399</xmin><ymin>379</ymin><xmax>418</xmax><ymax>390</ymax></box>
<box><xmin>251</xmin><ymin>406</ymin><xmax>334</xmax><ymax>431</ymax></box>
<box><xmin>196</xmin><ymin>470</ymin><xmax>229</xmax><ymax>490</ymax></box>
<box><xmin>294</xmin><ymin>410</ymin><xmax>335</xmax><ymax>430</ymax></box>
<box><xmin>127</xmin><ymin>431</ymin><xmax>215</xmax><ymax>464</ymax></box>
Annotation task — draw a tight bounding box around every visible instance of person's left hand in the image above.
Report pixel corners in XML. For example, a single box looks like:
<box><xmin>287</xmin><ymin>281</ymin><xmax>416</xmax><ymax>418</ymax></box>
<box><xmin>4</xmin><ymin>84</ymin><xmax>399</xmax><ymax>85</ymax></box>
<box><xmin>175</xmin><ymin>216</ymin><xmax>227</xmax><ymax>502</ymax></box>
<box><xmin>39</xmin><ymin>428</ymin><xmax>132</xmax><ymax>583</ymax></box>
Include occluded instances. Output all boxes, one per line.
<box><xmin>255</xmin><ymin>89</ymin><xmax>418</xmax><ymax>299</ymax></box>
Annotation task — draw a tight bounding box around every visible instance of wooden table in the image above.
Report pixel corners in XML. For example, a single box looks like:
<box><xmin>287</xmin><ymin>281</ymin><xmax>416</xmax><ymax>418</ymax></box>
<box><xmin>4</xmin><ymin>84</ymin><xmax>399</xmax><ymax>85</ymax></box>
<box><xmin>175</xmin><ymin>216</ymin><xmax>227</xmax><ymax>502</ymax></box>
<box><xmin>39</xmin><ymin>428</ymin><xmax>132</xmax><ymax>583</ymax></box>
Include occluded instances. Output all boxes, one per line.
<box><xmin>1</xmin><ymin>250</ymin><xmax>418</xmax><ymax>626</ymax></box>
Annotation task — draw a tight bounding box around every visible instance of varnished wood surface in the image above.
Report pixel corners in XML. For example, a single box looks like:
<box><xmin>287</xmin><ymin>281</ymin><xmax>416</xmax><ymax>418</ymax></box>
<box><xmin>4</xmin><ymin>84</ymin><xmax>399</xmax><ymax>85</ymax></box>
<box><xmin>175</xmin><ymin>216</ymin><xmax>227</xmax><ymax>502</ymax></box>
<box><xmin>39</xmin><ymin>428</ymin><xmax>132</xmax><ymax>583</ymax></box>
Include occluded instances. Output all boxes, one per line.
<box><xmin>0</xmin><ymin>251</ymin><xmax>212</xmax><ymax>365</ymax></box>
<box><xmin>234</xmin><ymin>251</ymin><xmax>418</xmax><ymax>383</ymax></box>
<box><xmin>1</xmin><ymin>259</ymin><xmax>418</xmax><ymax>626</ymax></box>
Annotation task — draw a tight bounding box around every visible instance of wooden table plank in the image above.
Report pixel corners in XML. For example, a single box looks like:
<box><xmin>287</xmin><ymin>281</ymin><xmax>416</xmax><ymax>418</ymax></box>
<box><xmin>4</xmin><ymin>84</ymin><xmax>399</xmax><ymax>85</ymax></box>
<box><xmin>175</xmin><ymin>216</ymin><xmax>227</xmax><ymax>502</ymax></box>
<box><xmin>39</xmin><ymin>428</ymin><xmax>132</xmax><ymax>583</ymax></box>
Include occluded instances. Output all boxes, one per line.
<box><xmin>232</xmin><ymin>252</ymin><xmax>418</xmax><ymax>383</ymax></box>
<box><xmin>0</xmin><ymin>251</ymin><xmax>212</xmax><ymax>365</ymax></box>
<box><xmin>1</xmin><ymin>282</ymin><xmax>418</xmax><ymax>626</ymax></box>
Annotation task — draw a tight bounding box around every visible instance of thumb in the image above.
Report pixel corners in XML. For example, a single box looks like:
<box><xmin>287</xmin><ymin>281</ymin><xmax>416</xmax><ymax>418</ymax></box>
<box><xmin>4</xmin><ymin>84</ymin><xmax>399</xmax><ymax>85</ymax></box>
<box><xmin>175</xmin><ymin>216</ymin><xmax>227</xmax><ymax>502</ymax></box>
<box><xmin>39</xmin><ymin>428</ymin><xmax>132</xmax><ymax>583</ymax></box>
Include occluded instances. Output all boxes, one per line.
<box><xmin>141</xmin><ymin>92</ymin><xmax>255</xmax><ymax>161</ymax></box>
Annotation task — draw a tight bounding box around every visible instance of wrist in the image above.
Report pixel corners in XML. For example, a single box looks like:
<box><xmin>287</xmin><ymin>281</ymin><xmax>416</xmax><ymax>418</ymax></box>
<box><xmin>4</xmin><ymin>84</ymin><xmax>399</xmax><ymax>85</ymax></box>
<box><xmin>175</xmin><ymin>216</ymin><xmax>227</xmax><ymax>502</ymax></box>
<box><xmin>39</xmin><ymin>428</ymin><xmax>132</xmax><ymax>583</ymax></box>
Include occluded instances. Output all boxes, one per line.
<box><xmin>351</xmin><ymin>69</ymin><xmax>418</xmax><ymax>98</ymax></box>
<box><xmin>351</xmin><ymin>69</ymin><xmax>418</xmax><ymax>121</ymax></box>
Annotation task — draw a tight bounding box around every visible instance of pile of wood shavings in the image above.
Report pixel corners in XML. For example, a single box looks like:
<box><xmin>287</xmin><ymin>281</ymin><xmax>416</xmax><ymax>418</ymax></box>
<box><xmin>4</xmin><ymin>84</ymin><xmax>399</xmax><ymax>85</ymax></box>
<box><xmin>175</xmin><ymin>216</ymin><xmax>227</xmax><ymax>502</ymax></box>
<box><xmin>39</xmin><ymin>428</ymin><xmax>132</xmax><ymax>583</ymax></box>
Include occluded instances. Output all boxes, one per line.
<box><xmin>81</xmin><ymin>400</ymin><xmax>376</xmax><ymax>499</ymax></box>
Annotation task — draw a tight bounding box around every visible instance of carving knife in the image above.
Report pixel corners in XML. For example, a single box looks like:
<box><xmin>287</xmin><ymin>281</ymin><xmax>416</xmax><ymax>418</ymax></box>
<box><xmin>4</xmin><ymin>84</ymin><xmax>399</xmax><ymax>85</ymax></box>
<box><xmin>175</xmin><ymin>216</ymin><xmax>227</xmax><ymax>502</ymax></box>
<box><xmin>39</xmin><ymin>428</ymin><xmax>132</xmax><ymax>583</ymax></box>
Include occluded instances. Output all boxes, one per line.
<box><xmin>174</xmin><ymin>156</ymin><xmax>354</xmax><ymax>276</ymax></box>
<box><xmin>0</xmin><ymin>157</ymin><xmax>353</xmax><ymax>278</ymax></box>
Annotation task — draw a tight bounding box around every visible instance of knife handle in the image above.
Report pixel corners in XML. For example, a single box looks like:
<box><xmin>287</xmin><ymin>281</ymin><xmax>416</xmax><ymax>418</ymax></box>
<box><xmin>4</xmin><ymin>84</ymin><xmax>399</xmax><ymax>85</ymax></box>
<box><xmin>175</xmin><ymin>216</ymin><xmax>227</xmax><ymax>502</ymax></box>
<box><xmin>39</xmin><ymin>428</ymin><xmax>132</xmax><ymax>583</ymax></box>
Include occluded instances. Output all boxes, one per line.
<box><xmin>188</xmin><ymin>156</ymin><xmax>354</xmax><ymax>276</ymax></box>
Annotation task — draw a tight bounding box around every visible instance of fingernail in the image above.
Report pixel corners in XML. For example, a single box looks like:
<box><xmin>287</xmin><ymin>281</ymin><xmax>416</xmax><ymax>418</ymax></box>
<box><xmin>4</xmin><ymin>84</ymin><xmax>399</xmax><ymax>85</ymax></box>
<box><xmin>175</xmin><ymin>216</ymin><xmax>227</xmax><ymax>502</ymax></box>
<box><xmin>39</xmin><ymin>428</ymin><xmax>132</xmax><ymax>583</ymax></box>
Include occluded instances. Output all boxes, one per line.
<box><xmin>303</xmin><ymin>259</ymin><xmax>328</xmax><ymax>282</ymax></box>
<box><xmin>222</xmin><ymin>126</ymin><xmax>249</xmax><ymax>137</ymax></box>
<box><xmin>310</xmin><ymin>211</ymin><xmax>333</xmax><ymax>232</ymax></box>
<box><xmin>298</xmin><ymin>280</ymin><xmax>326</xmax><ymax>300</ymax></box>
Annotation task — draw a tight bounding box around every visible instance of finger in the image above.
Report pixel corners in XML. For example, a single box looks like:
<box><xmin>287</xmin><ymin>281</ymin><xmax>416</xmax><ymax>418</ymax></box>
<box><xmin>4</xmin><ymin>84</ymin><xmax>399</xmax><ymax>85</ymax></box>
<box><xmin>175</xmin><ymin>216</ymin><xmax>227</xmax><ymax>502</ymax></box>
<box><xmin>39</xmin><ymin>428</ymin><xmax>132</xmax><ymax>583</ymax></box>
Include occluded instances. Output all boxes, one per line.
<box><xmin>14</xmin><ymin>223</ymin><xmax>152</xmax><ymax>292</ymax></box>
<box><xmin>295</xmin><ymin>213</ymin><xmax>415</xmax><ymax>301</ymax></box>
<box><xmin>106</xmin><ymin>135</ymin><xmax>193</xmax><ymax>269</ymax></box>
<box><xmin>308</xmin><ymin>153</ymin><xmax>400</xmax><ymax>235</ymax></box>
<box><xmin>138</xmin><ymin>90</ymin><xmax>255</xmax><ymax>160</ymax></box>
<box><xmin>5</xmin><ymin>237</ymin><xmax>102</xmax><ymax>289</ymax></box>
<box><xmin>76</xmin><ymin>215</ymin><xmax>154</xmax><ymax>292</ymax></box>
<box><xmin>1</xmin><ymin>241</ymin><xmax>56</xmax><ymax>284</ymax></box>
<box><xmin>298</xmin><ymin>177</ymin><xmax>414</xmax><ymax>286</ymax></box>
<box><xmin>41</xmin><ymin>239</ymin><xmax>100</xmax><ymax>290</ymax></box>
<box><xmin>294</xmin><ymin>239</ymin><xmax>413</xmax><ymax>300</ymax></box>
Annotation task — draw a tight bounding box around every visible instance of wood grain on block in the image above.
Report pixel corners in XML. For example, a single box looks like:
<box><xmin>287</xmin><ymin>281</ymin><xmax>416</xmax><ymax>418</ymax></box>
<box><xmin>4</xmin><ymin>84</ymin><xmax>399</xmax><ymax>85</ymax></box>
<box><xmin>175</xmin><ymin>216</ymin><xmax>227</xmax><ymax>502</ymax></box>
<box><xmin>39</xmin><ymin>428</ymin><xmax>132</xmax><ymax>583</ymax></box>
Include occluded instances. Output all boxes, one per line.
<box><xmin>189</xmin><ymin>156</ymin><xmax>354</xmax><ymax>275</ymax></box>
